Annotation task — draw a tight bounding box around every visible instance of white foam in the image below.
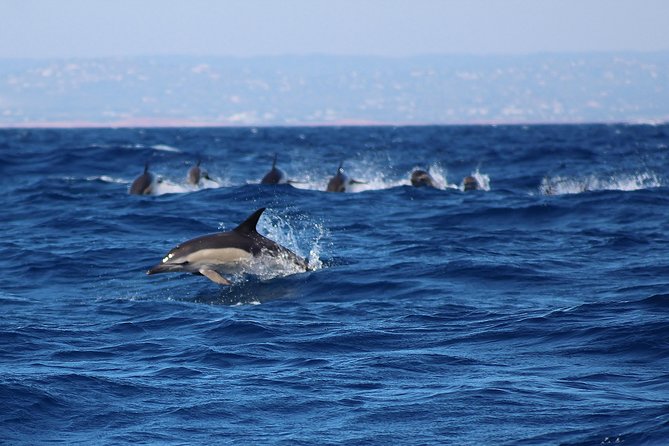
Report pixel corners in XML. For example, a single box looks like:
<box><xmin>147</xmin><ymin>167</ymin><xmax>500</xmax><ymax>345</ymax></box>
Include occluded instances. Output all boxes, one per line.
<box><xmin>239</xmin><ymin>210</ymin><xmax>327</xmax><ymax>281</ymax></box>
<box><xmin>151</xmin><ymin>144</ymin><xmax>182</xmax><ymax>153</ymax></box>
<box><xmin>421</xmin><ymin>163</ymin><xmax>460</xmax><ymax>190</ymax></box>
<box><xmin>461</xmin><ymin>169</ymin><xmax>491</xmax><ymax>192</ymax></box>
<box><xmin>540</xmin><ymin>172</ymin><xmax>661</xmax><ymax>195</ymax></box>
<box><xmin>94</xmin><ymin>175</ymin><xmax>129</xmax><ymax>184</ymax></box>
<box><xmin>148</xmin><ymin>175</ymin><xmax>227</xmax><ymax>196</ymax></box>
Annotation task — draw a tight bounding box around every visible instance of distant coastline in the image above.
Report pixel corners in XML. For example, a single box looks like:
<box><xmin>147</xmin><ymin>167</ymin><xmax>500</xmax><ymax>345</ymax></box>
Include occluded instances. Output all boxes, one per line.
<box><xmin>2</xmin><ymin>118</ymin><xmax>668</xmax><ymax>129</ymax></box>
<box><xmin>1</xmin><ymin>52</ymin><xmax>668</xmax><ymax>127</ymax></box>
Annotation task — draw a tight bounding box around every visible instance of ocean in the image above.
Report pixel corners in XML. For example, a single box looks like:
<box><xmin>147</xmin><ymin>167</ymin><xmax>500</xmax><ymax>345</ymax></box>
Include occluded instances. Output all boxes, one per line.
<box><xmin>1</xmin><ymin>124</ymin><xmax>668</xmax><ymax>445</ymax></box>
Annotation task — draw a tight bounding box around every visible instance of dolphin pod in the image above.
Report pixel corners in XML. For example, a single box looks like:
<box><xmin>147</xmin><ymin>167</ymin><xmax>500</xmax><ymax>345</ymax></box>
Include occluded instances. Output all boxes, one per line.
<box><xmin>131</xmin><ymin>159</ymin><xmax>484</xmax><ymax>193</ymax></box>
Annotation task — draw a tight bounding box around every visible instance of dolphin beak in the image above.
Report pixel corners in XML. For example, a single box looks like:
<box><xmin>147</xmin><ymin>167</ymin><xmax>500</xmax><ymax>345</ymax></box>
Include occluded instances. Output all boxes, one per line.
<box><xmin>147</xmin><ymin>262</ymin><xmax>170</xmax><ymax>275</ymax></box>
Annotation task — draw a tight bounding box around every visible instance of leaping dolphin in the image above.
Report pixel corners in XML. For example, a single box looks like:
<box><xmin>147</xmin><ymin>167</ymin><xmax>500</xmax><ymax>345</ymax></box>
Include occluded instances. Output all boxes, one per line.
<box><xmin>410</xmin><ymin>169</ymin><xmax>437</xmax><ymax>188</ymax></box>
<box><xmin>463</xmin><ymin>175</ymin><xmax>480</xmax><ymax>191</ymax></box>
<box><xmin>147</xmin><ymin>208</ymin><xmax>309</xmax><ymax>285</ymax></box>
<box><xmin>129</xmin><ymin>163</ymin><xmax>154</xmax><ymax>195</ymax></box>
<box><xmin>326</xmin><ymin>162</ymin><xmax>363</xmax><ymax>192</ymax></box>
<box><xmin>187</xmin><ymin>160</ymin><xmax>202</xmax><ymax>185</ymax></box>
<box><xmin>260</xmin><ymin>154</ymin><xmax>288</xmax><ymax>185</ymax></box>
<box><xmin>187</xmin><ymin>159</ymin><xmax>212</xmax><ymax>186</ymax></box>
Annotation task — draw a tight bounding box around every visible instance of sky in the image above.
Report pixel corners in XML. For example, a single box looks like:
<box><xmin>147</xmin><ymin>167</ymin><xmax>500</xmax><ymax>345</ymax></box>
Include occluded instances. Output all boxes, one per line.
<box><xmin>1</xmin><ymin>0</ymin><xmax>668</xmax><ymax>59</ymax></box>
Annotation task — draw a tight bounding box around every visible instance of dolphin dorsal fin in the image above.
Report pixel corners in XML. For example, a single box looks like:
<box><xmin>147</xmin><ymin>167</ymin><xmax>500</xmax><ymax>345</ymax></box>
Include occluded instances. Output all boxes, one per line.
<box><xmin>233</xmin><ymin>208</ymin><xmax>266</xmax><ymax>234</ymax></box>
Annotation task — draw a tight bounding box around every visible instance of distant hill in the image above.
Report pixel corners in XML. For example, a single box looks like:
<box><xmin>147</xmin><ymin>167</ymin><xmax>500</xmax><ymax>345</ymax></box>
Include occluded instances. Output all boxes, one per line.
<box><xmin>1</xmin><ymin>53</ymin><xmax>668</xmax><ymax>126</ymax></box>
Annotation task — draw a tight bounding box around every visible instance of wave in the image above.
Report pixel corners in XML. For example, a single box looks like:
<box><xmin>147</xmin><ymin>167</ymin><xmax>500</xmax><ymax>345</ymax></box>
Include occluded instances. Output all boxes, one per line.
<box><xmin>540</xmin><ymin>171</ymin><xmax>661</xmax><ymax>195</ymax></box>
<box><xmin>90</xmin><ymin>175</ymin><xmax>129</xmax><ymax>184</ymax></box>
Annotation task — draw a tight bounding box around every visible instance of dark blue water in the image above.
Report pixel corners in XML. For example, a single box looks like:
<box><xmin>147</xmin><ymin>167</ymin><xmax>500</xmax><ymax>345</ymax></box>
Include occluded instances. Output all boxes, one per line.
<box><xmin>2</xmin><ymin>125</ymin><xmax>669</xmax><ymax>445</ymax></box>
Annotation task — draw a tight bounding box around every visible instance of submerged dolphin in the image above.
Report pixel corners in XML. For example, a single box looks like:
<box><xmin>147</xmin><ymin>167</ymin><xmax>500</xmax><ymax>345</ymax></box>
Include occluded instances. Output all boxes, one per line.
<box><xmin>410</xmin><ymin>169</ymin><xmax>436</xmax><ymax>188</ymax></box>
<box><xmin>260</xmin><ymin>154</ymin><xmax>288</xmax><ymax>185</ymax></box>
<box><xmin>326</xmin><ymin>162</ymin><xmax>363</xmax><ymax>192</ymax></box>
<box><xmin>147</xmin><ymin>208</ymin><xmax>309</xmax><ymax>285</ymax></box>
<box><xmin>129</xmin><ymin>163</ymin><xmax>154</xmax><ymax>195</ymax></box>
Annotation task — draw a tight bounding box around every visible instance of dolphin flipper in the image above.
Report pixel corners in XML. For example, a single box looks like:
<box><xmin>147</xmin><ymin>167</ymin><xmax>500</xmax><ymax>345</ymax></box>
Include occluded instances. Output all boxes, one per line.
<box><xmin>199</xmin><ymin>268</ymin><xmax>232</xmax><ymax>285</ymax></box>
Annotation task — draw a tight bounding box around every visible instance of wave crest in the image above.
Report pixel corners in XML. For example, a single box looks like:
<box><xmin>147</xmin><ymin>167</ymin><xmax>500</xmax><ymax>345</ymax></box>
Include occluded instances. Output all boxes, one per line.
<box><xmin>540</xmin><ymin>172</ymin><xmax>661</xmax><ymax>195</ymax></box>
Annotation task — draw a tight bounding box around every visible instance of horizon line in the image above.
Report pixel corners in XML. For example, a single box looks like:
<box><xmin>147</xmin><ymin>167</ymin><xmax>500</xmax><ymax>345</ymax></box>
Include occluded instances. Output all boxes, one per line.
<box><xmin>1</xmin><ymin>117</ymin><xmax>667</xmax><ymax>129</ymax></box>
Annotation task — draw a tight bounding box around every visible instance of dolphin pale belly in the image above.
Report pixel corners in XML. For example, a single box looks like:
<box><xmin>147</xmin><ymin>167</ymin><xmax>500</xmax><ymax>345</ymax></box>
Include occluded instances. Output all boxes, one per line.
<box><xmin>147</xmin><ymin>208</ymin><xmax>309</xmax><ymax>285</ymax></box>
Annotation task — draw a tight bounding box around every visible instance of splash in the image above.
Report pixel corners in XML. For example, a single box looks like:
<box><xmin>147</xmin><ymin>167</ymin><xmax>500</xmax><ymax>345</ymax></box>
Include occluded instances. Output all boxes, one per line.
<box><xmin>540</xmin><ymin>172</ymin><xmax>661</xmax><ymax>195</ymax></box>
<box><xmin>149</xmin><ymin>175</ymin><xmax>227</xmax><ymax>196</ymax></box>
<box><xmin>209</xmin><ymin>210</ymin><xmax>326</xmax><ymax>286</ymax></box>
<box><xmin>89</xmin><ymin>175</ymin><xmax>129</xmax><ymax>184</ymax></box>
<box><xmin>459</xmin><ymin>169</ymin><xmax>491</xmax><ymax>191</ymax></box>
<box><xmin>421</xmin><ymin>163</ymin><xmax>460</xmax><ymax>190</ymax></box>
<box><xmin>257</xmin><ymin>210</ymin><xmax>327</xmax><ymax>273</ymax></box>
<box><xmin>151</xmin><ymin>144</ymin><xmax>182</xmax><ymax>153</ymax></box>
<box><xmin>291</xmin><ymin>161</ymin><xmax>459</xmax><ymax>192</ymax></box>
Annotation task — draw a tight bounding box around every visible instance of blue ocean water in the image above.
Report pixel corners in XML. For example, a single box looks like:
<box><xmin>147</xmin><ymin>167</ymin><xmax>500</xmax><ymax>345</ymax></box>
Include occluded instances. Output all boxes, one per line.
<box><xmin>1</xmin><ymin>124</ymin><xmax>669</xmax><ymax>445</ymax></box>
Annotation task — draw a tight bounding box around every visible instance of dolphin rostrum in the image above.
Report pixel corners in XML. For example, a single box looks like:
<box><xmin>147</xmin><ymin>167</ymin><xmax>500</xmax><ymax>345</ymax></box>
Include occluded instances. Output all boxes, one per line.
<box><xmin>147</xmin><ymin>208</ymin><xmax>309</xmax><ymax>285</ymax></box>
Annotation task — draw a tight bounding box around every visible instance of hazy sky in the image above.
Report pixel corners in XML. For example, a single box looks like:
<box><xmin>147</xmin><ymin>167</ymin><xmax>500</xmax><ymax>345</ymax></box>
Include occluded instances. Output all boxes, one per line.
<box><xmin>1</xmin><ymin>0</ymin><xmax>668</xmax><ymax>58</ymax></box>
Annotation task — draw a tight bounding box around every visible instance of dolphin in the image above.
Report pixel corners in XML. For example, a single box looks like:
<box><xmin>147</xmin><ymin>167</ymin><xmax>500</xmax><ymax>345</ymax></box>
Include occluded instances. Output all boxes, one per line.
<box><xmin>410</xmin><ymin>169</ymin><xmax>436</xmax><ymax>188</ymax></box>
<box><xmin>129</xmin><ymin>163</ymin><xmax>154</xmax><ymax>195</ymax></box>
<box><xmin>147</xmin><ymin>208</ymin><xmax>309</xmax><ymax>285</ymax></box>
<box><xmin>187</xmin><ymin>160</ymin><xmax>212</xmax><ymax>186</ymax></box>
<box><xmin>463</xmin><ymin>175</ymin><xmax>480</xmax><ymax>191</ymax></box>
<box><xmin>187</xmin><ymin>160</ymin><xmax>202</xmax><ymax>185</ymax></box>
<box><xmin>326</xmin><ymin>162</ymin><xmax>363</xmax><ymax>192</ymax></box>
<box><xmin>260</xmin><ymin>154</ymin><xmax>288</xmax><ymax>185</ymax></box>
